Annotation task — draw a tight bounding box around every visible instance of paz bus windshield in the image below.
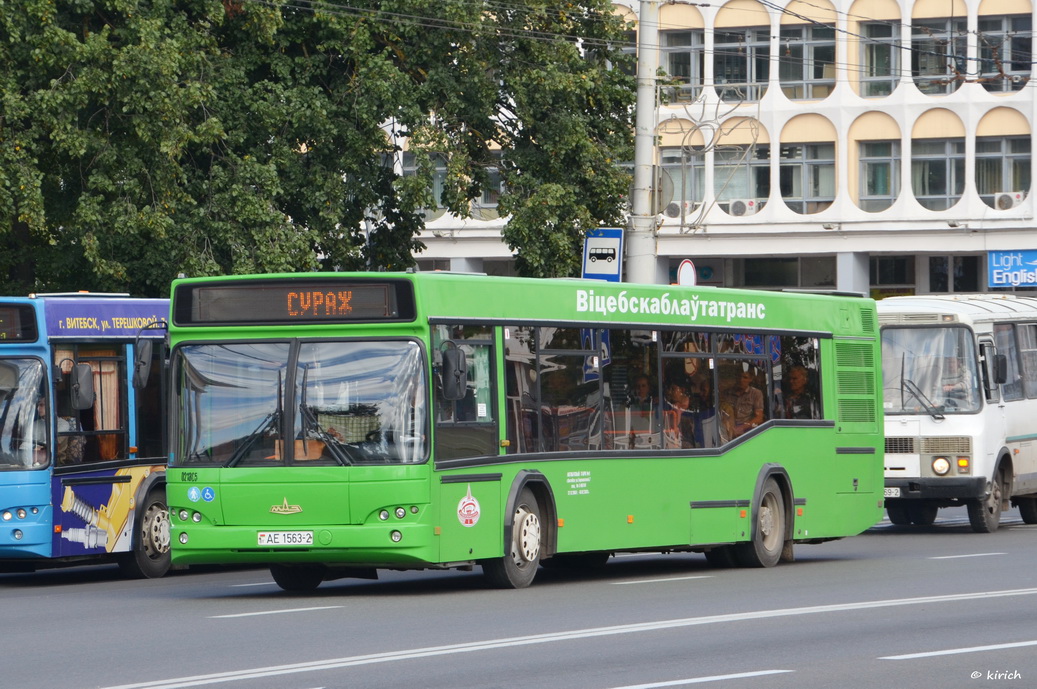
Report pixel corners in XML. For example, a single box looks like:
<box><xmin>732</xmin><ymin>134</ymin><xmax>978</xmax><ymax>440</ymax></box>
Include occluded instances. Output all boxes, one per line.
<box><xmin>881</xmin><ymin>325</ymin><xmax>980</xmax><ymax>415</ymax></box>
<box><xmin>173</xmin><ymin>340</ymin><xmax>428</xmax><ymax>466</ymax></box>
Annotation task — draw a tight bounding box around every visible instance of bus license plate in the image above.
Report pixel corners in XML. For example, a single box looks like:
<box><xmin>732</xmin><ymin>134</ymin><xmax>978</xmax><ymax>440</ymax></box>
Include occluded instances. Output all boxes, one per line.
<box><xmin>258</xmin><ymin>531</ymin><xmax>313</xmax><ymax>546</ymax></box>
<box><xmin>884</xmin><ymin>487</ymin><xmax>901</xmax><ymax>498</ymax></box>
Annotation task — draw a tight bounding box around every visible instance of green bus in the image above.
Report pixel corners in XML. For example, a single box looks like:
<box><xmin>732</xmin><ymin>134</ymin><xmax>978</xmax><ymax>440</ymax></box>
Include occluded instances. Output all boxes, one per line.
<box><xmin>165</xmin><ymin>272</ymin><xmax>883</xmax><ymax>590</ymax></box>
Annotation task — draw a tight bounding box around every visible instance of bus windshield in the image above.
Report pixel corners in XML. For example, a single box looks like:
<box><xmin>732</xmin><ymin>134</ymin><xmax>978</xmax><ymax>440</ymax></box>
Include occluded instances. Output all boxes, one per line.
<box><xmin>881</xmin><ymin>325</ymin><xmax>980</xmax><ymax>415</ymax></box>
<box><xmin>0</xmin><ymin>359</ymin><xmax>47</xmax><ymax>471</ymax></box>
<box><xmin>173</xmin><ymin>340</ymin><xmax>427</xmax><ymax>466</ymax></box>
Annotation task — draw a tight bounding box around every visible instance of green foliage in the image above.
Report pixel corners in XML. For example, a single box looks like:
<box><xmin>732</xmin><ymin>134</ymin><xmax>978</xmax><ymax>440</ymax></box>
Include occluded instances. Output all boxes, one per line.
<box><xmin>0</xmin><ymin>0</ymin><xmax>634</xmax><ymax>295</ymax></box>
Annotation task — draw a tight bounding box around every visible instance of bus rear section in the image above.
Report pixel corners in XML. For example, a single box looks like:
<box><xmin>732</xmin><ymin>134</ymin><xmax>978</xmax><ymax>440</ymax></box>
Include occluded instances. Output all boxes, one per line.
<box><xmin>879</xmin><ymin>294</ymin><xmax>1037</xmax><ymax>532</ymax></box>
<box><xmin>0</xmin><ymin>295</ymin><xmax>171</xmax><ymax>577</ymax></box>
<box><xmin>165</xmin><ymin>273</ymin><xmax>884</xmax><ymax>591</ymax></box>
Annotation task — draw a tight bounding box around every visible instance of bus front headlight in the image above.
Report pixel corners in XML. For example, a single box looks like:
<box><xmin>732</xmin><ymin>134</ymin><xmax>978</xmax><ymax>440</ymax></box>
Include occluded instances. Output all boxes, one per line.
<box><xmin>932</xmin><ymin>457</ymin><xmax>951</xmax><ymax>475</ymax></box>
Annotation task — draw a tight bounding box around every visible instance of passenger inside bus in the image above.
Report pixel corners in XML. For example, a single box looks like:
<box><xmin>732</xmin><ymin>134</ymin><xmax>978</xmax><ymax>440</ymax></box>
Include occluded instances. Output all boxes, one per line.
<box><xmin>721</xmin><ymin>366</ymin><xmax>765</xmax><ymax>438</ymax></box>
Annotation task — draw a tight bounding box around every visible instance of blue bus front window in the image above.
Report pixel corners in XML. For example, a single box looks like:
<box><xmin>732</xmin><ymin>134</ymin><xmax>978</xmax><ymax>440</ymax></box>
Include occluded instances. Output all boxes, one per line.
<box><xmin>0</xmin><ymin>359</ymin><xmax>48</xmax><ymax>470</ymax></box>
<box><xmin>881</xmin><ymin>326</ymin><xmax>980</xmax><ymax>415</ymax></box>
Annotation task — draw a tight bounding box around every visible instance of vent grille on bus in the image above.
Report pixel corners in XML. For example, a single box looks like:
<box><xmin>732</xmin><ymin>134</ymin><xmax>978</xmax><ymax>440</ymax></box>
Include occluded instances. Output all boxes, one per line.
<box><xmin>921</xmin><ymin>437</ymin><xmax>971</xmax><ymax>454</ymax></box>
<box><xmin>837</xmin><ymin>399</ymin><xmax>875</xmax><ymax>423</ymax></box>
<box><xmin>835</xmin><ymin>342</ymin><xmax>875</xmax><ymax>368</ymax></box>
<box><xmin>837</xmin><ymin>370</ymin><xmax>875</xmax><ymax>395</ymax></box>
<box><xmin>886</xmin><ymin>437</ymin><xmax>916</xmax><ymax>454</ymax></box>
<box><xmin>860</xmin><ymin>309</ymin><xmax>876</xmax><ymax>334</ymax></box>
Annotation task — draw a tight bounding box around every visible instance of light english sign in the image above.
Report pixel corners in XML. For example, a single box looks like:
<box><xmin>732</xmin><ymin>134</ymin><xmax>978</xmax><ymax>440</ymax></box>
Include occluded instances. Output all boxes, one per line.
<box><xmin>989</xmin><ymin>250</ymin><xmax>1037</xmax><ymax>288</ymax></box>
<box><xmin>575</xmin><ymin>289</ymin><xmax>766</xmax><ymax>322</ymax></box>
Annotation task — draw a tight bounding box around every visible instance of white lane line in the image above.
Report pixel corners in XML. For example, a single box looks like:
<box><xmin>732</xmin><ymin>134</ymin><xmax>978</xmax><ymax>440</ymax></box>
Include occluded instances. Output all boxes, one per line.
<box><xmin>881</xmin><ymin>639</ymin><xmax>1037</xmax><ymax>660</ymax></box>
<box><xmin>609</xmin><ymin>670</ymin><xmax>792</xmax><ymax>688</ymax></box>
<box><xmin>209</xmin><ymin>606</ymin><xmax>343</xmax><ymax>619</ymax></box>
<box><xmin>928</xmin><ymin>553</ymin><xmax>1006</xmax><ymax>560</ymax></box>
<box><xmin>229</xmin><ymin>582</ymin><xmax>274</xmax><ymax>588</ymax></box>
<box><xmin>612</xmin><ymin>575</ymin><xmax>713</xmax><ymax>585</ymax></box>
<box><xmin>103</xmin><ymin>587</ymin><xmax>1037</xmax><ymax>689</ymax></box>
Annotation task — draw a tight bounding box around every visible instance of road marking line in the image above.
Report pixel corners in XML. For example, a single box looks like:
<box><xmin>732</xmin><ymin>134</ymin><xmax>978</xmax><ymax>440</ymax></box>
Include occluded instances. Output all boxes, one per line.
<box><xmin>228</xmin><ymin>582</ymin><xmax>273</xmax><ymax>588</ymax></box>
<box><xmin>209</xmin><ymin>606</ymin><xmax>343</xmax><ymax>619</ymax></box>
<box><xmin>103</xmin><ymin>587</ymin><xmax>1037</xmax><ymax>689</ymax></box>
<box><xmin>609</xmin><ymin>670</ymin><xmax>792</xmax><ymax>687</ymax></box>
<box><xmin>881</xmin><ymin>639</ymin><xmax>1037</xmax><ymax>660</ymax></box>
<box><xmin>612</xmin><ymin>575</ymin><xmax>713</xmax><ymax>585</ymax></box>
<box><xmin>928</xmin><ymin>553</ymin><xmax>1006</xmax><ymax>560</ymax></box>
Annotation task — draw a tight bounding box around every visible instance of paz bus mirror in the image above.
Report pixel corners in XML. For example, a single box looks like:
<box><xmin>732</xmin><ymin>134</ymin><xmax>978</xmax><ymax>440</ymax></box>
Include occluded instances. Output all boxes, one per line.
<box><xmin>440</xmin><ymin>346</ymin><xmax>468</xmax><ymax>401</ymax></box>
<box><xmin>133</xmin><ymin>338</ymin><xmax>154</xmax><ymax>390</ymax></box>
<box><xmin>71</xmin><ymin>363</ymin><xmax>95</xmax><ymax>410</ymax></box>
<box><xmin>993</xmin><ymin>354</ymin><xmax>1008</xmax><ymax>385</ymax></box>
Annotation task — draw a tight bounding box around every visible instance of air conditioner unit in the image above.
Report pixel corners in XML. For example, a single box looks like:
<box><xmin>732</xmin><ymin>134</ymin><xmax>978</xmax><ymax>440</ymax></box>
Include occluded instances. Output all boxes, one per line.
<box><xmin>728</xmin><ymin>199</ymin><xmax>757</xmax><ymax>217</ymax></box>
<box><xmin>663</xmin><ymin>201</ymin><xmax>697</xmax><ymax>218</ymax></box>
<box><xmin>994</xmin><ymin>191</ymin><xmax>1025</xmax><ymax>210</ymax></box>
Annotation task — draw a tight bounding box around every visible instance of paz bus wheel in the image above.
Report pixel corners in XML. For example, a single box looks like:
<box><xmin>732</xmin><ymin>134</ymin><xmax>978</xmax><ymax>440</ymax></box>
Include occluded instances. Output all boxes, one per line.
<box><xmin>735</xmin><ymin>478</ymin><xmax>785</xmax><ymax>568</ymax></box>
<box><xmin>117</xmin><ymin>489</ymin><xmax>171</xmax><ymax>579</ymax></box>
<box><xmin>909</xmin><ymin>504</ymin><xmax>938</xmax><ymax>526</ymax></box>
<box><xmin>483</xmin><ymin>488</ymin><xmax>542</xmax><ymax>588</ymax></box>
<box><xmin>270</xmin><ymin>564</ymin><xmax>326</xmax><ymax>591</ymax></box>
<box><xmin>968</xmin><ymin>469</ymin><xmax>1005</xmax><ymax>533</ymax></box>
<box><xmin>886</xmin><ymin>503</ymin><xmax>911</xmax><ymax>525</ymax></box>
<box><xmin>1018</xmin><ymin>497</ymin><xmax>1037</xmax><ymax>524</ymax></box>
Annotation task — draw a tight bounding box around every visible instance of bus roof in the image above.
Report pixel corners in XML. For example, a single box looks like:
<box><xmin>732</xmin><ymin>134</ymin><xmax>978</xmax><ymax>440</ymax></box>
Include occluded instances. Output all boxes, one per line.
<box><xmin>877</xmin><ymin>293</ymin><xmax>1037</xmax><ymax>325</ymax></box>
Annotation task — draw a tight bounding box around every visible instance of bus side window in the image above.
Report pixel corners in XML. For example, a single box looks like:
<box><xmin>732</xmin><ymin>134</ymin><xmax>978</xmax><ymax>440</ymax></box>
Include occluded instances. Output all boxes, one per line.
<box><xmin>54</xmin><ymin>346</ymin><xmax>128</xmax><ymax>463</ymax></box>
<box><xmin>433</xmin><ymin>325</ymin><xmax>498</xmax><ymax>461</ymax></box>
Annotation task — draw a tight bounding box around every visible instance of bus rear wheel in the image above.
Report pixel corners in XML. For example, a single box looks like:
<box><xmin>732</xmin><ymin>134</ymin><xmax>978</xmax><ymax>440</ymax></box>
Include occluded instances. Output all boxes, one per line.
<box><xmin>270</xmin><ymin>564</ymin><xmax>326</xmax><ymax>592</ymax></box>
<box><xmin>968</xmin><ymin>469</ymin><xmax>1006</xmax><ymax>533</ymax></box>
<box><xmin>909</xmin><ymin>504</ymin><xmax>938</xmax><ymax>526</ymax></box>
<box><xmin>483</xmin><ymin>488</ymin><xmax>542</xmax><ymax>588</ymax></box>
<box><xmin>117</xmin><ymin>489</ymin><xmax>171</xmax><ymax>579</ymax></box>
<box><xmin>735</xmin><ymin>478</ymin><xmax>785</xmax><ymax>568</ymax></box>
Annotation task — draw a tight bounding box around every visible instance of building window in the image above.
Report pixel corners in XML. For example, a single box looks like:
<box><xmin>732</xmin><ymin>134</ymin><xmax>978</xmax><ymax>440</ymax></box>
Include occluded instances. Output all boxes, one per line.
<box><xmin>930</xmin><ymin>256</ymin><xmax>979</xmax><ymax>292</ymax></box>
<box><xmin>779</xmin><ymin>143</ymin><xmax>835</xmax><ymax>214</ymax></box>
<box><xmin>912</xmin><ymin>18</ymin><xmax>967</xmax><ymax>94</ymax></box>
<box><xmin>861</xmin><ymin>22</ymin><xmax>900</xmax><ymax>96</ymax></box>
<box><xmin>741</xmin><ymin>257</ymin><xmax>835</xmax><ymax>288</ymax></box>
<box><xmin>714</xmin><ymin>28</ymin><xmax>770</xmax><ymax>101</ymax></box>
<box><xmin>714</xmin><ymin>145</ymin><xmax>770</xmax><ymax>213</ymax></box>
<box><xmin>978</xmin><ymin>16</ymin><xmax>1032</xmax><ymax>92</ymax></box>
<box><xmin>660</xmin><ymin>147</ymin><xmax>704</xmax><ymax>212</ymax></box>
<box><xmin>859</xmin><ymin>141</ymin><xmax>900</xmax><ymax>212</ymax></box>
<box><xmin>779</xmin><ymin>25</ymin><xmax>836</xmax><ymax>99</ymax></box>
<box><xmin>911</xmin><ymin>138</ymin><xmax>965</xmax><ymax>210</ymax></box>
<box><xmin>401</xmin><ymin>152</ymin><xmax>449</xmax><ymax>218</ymax></box>
<box><xmin>661</xmin><ymin>30</ymin><xmax>703</xmax><ymax>102</ymax></box>
<box><xmin>470</xmin><ymin>152</ymin><xmax>503</xmax><ymax>220</ymax></box>
<box><xmin>976</xmin><ymin>136</ymin><xmax>1031</xmax><ymax>208</ymax></box>
<box><xmin>870</xmin><ymin>255</ymin><xmax>915</xmax><ymax>287</ymax></box>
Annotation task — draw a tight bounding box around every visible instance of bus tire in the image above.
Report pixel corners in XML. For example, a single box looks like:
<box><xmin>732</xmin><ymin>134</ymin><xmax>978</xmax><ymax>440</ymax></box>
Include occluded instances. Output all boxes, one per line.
<box><xmin>483</xmin><ymin>488</ymin><xmax>542</xmax><ymax>588</ymax></box>
<box><xmin>117</xmin><ymin>488</ymin><xmax>171</xmax><ymax>579</ymax></box>
<box><xmin>909</xmin><ymin>504</ymin><xmax>938</xmax><ymax>526</ymax></box>
<box><xmin>735</xmin><ymin>478</ymin><xmax>784</xmax><ymax>568</ymax></box>
<box><xmin>1018</xmin><ymin>497</ymin><xmax>1037</xmax><ymax>524</ymax></box>
<box><xmin>886</xmin><ymin>503</ymin><xmax>911</xmax><ymax>525</ymax></box>
<box><xmin>270</xmin><ymin>564</ymin><xmax>326</xmax><ymax>591</ymax></box>
<box><xmin>968</xmin><ymin>468</ymin><xmax>1006</xmax><ymax>533</ymax></box>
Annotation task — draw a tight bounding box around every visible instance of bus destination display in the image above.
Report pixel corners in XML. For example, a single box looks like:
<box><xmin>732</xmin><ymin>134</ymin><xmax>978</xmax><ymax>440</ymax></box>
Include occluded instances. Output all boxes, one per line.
<box><xmin>0</xmin><ymin>304</ymin><xmax>38</xmax><ymax>342</ymax></box>
<box><xmin>176</xmin><ymin>280</ymin><xmax>414</xmax><ymax>325</ymax></box>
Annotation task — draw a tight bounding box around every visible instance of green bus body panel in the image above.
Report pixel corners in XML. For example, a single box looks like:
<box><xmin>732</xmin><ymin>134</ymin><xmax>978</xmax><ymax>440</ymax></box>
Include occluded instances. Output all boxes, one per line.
<box><xmin>166</xmin><ymin>272</ymin><xmax>883</xmax><ymax>570</ymax></box>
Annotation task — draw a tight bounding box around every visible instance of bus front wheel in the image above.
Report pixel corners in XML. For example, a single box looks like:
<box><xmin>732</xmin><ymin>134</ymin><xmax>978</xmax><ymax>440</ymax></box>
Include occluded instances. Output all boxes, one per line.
<box><xmin>270</xmin><ymin>564</ymin><xmax>326</xmax><ymax>591</ymax></box>
<box><xmin>483</xmin><ymin>488</ymin><xmax>542</xmax><ymax>588</ymax></box>
<box><xmin>735</xmin><ymin>478</ymin><xmax>785</xmax><ymax>568</ymax></box>
<box><xmin>968</xmin><ymin>469</ymin><xmax>1006</xmax><ymax>533</ymax></box>
<box><xmin>117</xmin><ymin>489</ymin><xmax>171</xmax><ymax>579</ymax></box>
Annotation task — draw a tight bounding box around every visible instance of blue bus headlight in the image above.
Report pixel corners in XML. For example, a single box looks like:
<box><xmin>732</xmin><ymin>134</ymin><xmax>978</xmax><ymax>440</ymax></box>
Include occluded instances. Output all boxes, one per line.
<box><xmin>2</xmin><ymin>511</ymin><xmax>11</xmax><ymax>521</ymax></box>
<box><xmin>16</xmin><ymin>508</ymin><xmax>26</xmax><ymax>519</ymax></box>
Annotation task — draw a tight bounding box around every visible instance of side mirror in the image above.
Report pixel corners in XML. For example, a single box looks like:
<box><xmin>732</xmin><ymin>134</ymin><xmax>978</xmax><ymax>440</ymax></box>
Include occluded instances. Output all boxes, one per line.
<box><xmin>440</xmin><ymin>346</ymin><xmax>468</xmax><ymax>401</ymax></box>
<box><xmin>71</xmin><ymin>363</ymin><xmax>95</xmax><ymax>410</ymax></box>
<box><xmin>133</xmin><ymin>339</ymin><xmax>154</xmax><ymax>390</ymax></box>
<box><xmin>993</xmin><ymin>354</ymin><xmax>1008</xmax><ymax>385</ymax></box>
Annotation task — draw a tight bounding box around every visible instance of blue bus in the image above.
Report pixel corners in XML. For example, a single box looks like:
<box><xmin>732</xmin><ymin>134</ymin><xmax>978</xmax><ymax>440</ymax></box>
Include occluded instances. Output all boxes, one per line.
<box><xmin>0</xmin><ymin>294</ymin><xmax>170</xmax><ymax>577</ymax></box>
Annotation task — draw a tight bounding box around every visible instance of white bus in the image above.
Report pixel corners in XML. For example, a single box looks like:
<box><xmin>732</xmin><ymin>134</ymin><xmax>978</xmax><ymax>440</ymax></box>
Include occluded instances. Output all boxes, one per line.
<box><xmin>878</xmin><ymin>294</ymin><xmax>1037</xmax><ymax>532</ymax></box>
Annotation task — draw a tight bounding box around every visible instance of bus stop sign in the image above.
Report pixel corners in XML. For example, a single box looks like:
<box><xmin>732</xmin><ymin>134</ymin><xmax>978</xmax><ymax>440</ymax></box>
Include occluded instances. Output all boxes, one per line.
<box><xmin>582</xmin><ymin>228</ymin><xmax>624</xmax><ymax>282</ymax></box>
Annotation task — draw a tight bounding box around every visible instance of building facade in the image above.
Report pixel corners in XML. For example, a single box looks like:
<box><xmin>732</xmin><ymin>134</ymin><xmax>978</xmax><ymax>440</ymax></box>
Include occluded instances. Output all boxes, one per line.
<box><xmin>415</xmin><ymin>0</ymin><xmax>1037</xmax><ymax>296</ymax></box>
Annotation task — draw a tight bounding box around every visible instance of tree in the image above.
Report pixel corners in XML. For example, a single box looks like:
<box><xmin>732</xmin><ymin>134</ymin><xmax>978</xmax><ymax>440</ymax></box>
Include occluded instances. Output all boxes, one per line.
<box><xmin>0</xmin><ymin>0</ymin><xmax>634</xmax><ymax>296</ymax></box>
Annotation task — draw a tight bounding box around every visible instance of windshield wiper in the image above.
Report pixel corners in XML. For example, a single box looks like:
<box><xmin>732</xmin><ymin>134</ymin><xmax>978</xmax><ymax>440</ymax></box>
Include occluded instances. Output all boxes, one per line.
<box><xmin>225</xmin><ymin>410</ymin><xmax>281</xmax><ymax>467</ymax></box>
<box><xmin>902</xmin><ymin>378</ymin><xmax>945</xmax><ymax>421</ymax></box>
<box><xmin>298</xmin><ymin>368</ymin><xmax>353</xmax><ymax>465</ymax></box>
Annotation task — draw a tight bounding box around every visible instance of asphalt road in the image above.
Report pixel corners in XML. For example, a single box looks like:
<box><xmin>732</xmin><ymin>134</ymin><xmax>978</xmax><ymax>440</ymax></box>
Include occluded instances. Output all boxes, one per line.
<box><xmin>4</xmin><ymin>506</ymin><xmax>1035</xmax><ymax>689</ymax></box>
